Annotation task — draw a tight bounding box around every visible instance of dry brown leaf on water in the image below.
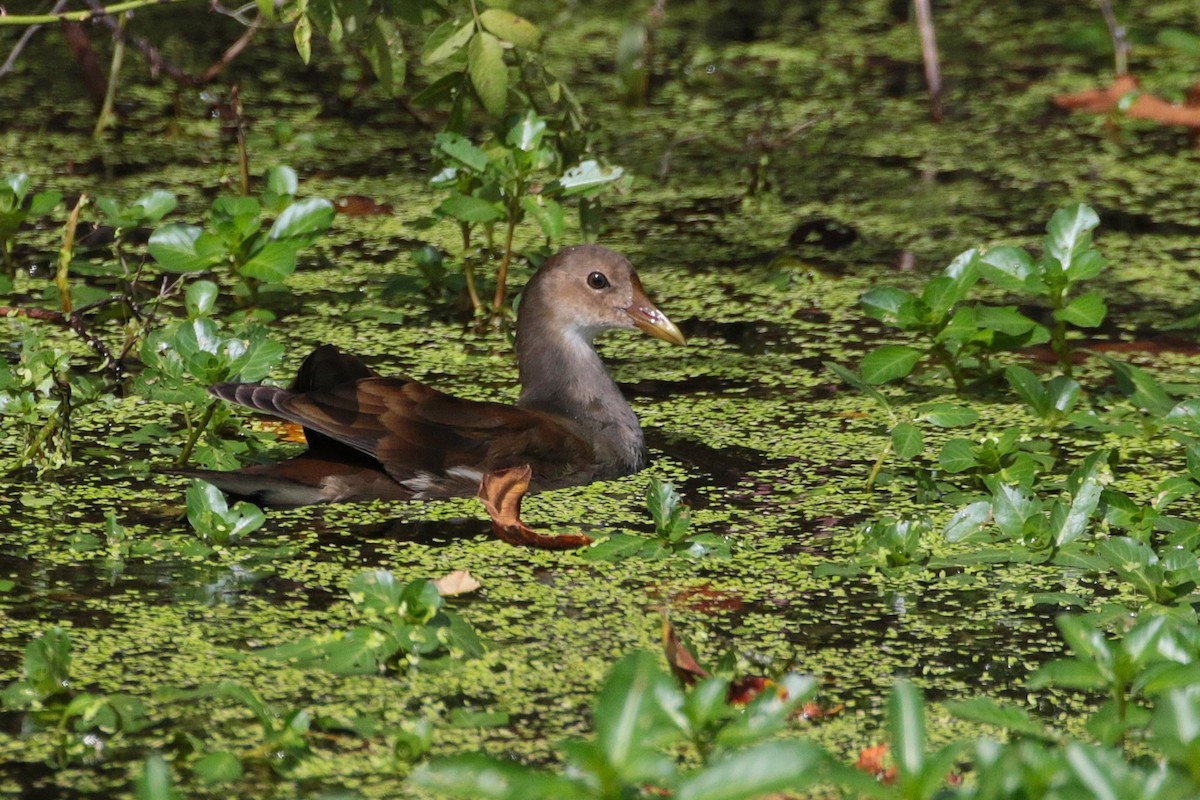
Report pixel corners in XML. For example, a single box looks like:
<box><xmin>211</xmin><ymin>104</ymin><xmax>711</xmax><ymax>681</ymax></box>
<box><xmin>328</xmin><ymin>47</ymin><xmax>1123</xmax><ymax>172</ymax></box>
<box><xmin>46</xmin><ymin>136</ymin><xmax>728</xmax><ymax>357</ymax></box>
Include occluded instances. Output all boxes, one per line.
<box><xmin>1054</xmin><ymin>73</ymin><xmax>1200</xmax><ymax>132</ymax></box>
<box><xmin>432</xmin><ymin>570</ymin><xmax>482</xmax><ymax>596</ymax></box>
<box><xmin>477</xmin><ymin>465</ymin><xmax>592</xmax><ymax>550</ymax></box>
<box><xmin>855</xmin><ymin>743</ymin><xmax>897</xmax><ymax>784</ymax></box>
<box><xmin>661</xmin><ymin>616</ymin><xmax>710</xmax><ymax>686</ymax></box>
<box><xmin>333</xmin><ymin>195</ymin><xmax>395</xmax><ymax>216</ymax></box>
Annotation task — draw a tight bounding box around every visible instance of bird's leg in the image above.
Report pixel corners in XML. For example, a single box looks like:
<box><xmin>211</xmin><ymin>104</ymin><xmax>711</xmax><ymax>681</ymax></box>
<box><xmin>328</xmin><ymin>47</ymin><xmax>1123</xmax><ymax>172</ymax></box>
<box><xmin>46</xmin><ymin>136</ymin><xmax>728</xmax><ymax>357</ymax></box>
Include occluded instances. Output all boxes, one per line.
<box><xmin>477</xmin><ymin>465</ymin><xmax>592</xmax><ymax>550</ymax></box>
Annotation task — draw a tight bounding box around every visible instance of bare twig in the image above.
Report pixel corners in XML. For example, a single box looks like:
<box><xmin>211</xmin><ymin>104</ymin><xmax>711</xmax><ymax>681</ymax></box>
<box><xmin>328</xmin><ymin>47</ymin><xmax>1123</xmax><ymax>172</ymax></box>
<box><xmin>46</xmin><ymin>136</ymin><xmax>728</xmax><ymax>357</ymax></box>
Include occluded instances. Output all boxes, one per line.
<box><xmin>1096</xmin><ymin>0</ymin><xmax>1129</xmax><ymax>76</ymax></box>
<box><xmin>81</xmin><ymin>0</ymin><xmax>197</xmax><ymax>85</ymax></box>
<box><xmin>0</xmin><ymin>0</ymin><xmax>69</xmax><ymax>78</ymax></box>
<box><xmin>1</xmin><ymin>299</ymin><xmax>125</xmax><ymax>377</ymax></box>
<box><xmin>913</xmin><ymin>0</ymin><xmax>943</xmax><ymax>122</ymax></box>
<box><xmin>197</xmin><ymin>17</ymin><xmax>259</xmax><ymax>83</ymax></box>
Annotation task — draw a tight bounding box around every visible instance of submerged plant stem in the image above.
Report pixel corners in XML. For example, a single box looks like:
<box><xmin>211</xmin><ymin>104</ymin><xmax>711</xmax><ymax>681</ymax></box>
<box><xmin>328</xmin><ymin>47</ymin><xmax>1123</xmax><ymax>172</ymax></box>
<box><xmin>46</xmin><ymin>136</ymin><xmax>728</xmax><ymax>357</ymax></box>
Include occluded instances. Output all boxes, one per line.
<box><xmin>93</xmin><ymin>12</ymin><xmax>127</xmax><ymax>138</ymax></box>
<box><xmin>491</xmin><ymin>219</ymin><xmax>518</xmax><ymax>313</ymax></box>
<box><xmin>176</xmin><ymin>400</ymin><xmax>219</xmax><ymax>467</ymax></box>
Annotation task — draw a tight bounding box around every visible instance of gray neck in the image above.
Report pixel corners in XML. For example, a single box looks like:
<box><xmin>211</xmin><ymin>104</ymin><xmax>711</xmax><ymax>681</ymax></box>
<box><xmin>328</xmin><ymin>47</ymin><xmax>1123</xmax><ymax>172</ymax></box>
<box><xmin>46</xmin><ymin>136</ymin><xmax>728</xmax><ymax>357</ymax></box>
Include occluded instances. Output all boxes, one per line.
<box><xmin>515</xmin><ymin>319</ymin><xmax>646</xmax><ymax>475</ymax></box>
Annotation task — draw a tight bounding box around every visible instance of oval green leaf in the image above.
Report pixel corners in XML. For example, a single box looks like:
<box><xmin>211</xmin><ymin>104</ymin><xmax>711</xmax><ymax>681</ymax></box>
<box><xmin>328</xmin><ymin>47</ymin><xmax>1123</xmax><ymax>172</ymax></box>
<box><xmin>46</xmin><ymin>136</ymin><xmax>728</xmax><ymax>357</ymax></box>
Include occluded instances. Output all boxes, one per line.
<box><xmin>861</xmin><ymin>345</ymin><xmax>922</xmax><ymax>385</ymax></box>
<box><xmin>468</xmin><ymin>32</ymin><xmax>507</xmax><ymax>116</ymax></box>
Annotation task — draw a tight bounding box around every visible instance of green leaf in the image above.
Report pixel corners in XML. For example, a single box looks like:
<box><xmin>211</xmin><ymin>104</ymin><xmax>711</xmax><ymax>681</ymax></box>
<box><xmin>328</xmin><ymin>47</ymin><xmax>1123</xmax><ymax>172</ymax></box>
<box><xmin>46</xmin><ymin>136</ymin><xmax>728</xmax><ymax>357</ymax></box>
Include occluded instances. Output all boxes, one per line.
<box><xmin>239</xmin><ymin>239</ymin><xmax>299</xmax><ymax>282</ymax></box>
<box><xmin>148</xmin><ymin>224</ymin><xmax>222</xmax><ymax>273</ymax></box>
<box><xmin>891</xmin><ymin>423</ymin><xmax>923</xmax><ymax>460</ymax></box>
<box><xmin>991</xmin><ymin>483</ymin><xmax>1038</xmax><ymax>538</ymax></box>
<box><xmin>1047</xmin><ymin>375</ymin><xmax>1082</xmax><ymax>415</ymax></box>
<box><xmin>979</xmin><ymin>246</ymin><xmax>1039</xmax><ymax>292</ymax></box>
<box><xmin>185</xmin><ymin>280</ymin><xmax>218</xmax><ymax>318</ymax></box>
<box><xmin>1005</xmin><ymin>364</ymin><xmax>1049</xmax><ymax>417</ymax></box>
<box><xmin>193</xmin><ymin>751</ymin><xmax>242</xmax><ymax>785</ymax></box>
<box><xmin>1044</xmin><ymin>203</ymin><xmax>1099</xmax><ymax>277</ymax></box>
<box><xmin>920</xmin><ymin>275</ymin><xmax>964</xmax><ymax>321</ymax></box>
<box><xmin>861</xmin><ymin>286</ymin><xmax>918</xmax><ymax>326</ymax></box>
<box><xmin>521</xmin><ymin>196</ymin><xmax>565</xmax><ymax>240</ymax></box>
<box><xmin>412</xmin><ymin>754</ymin><xmax>585</xmax><ymax>799</ymax></box>
<box><xmin>28</xmin><ymin>190</ymin><xmax>62</xmax><ymax>216</ymax></box>
<box><xmin>1101</xmin><ymin>356</ymin><xmax>1176</xmax><ymax>416</ymax></box>
<box><xmin>888</xmin><ymin>680</ymin><xmax>926</xmax><ymax>781</ymax></box>
<box><xmin>823</xmin><ymin>361</ymin><xmax>891</xmax><ymax>410</ymax></box>
<box><xmin>131</xmin><ymin>189</ymin><xmax>177</xmax><ymax>223</ymax></box>
<box><xmin>268</xmin><ymin>197</ymin><xmax>334</xmax><ymax>244</ymax></box>
<box><xmin>479</xmin><ymin>8</ymin><xmax>540</xmax><ymax>48</ymax></box>
<box><xmin>1159</xmin><ymin>28</ymin><xmax>1200</xmax><ymax>56</ymax></box>
<box><xmin>976</xmin><ymin>305</ymin><xmax>1039</xmax><ymax>336</ymax></box>
<box><xmin>1056</xmin><ymin>291</ymin><xmax>1107</xmax><ymax>327</ymax></box>
<box><xmin>423</xmin><ymin>19</ymin><xmax>475</xmax><ymax>65</ymax></box>
<box><xmin>365</xmin><ymin>16</ymin><xmax>406</xmax><ymax>95</ymax></box>
<box><xmin>434</xmin><ymin>132</ymin><xmax>491</xmax><ymax>173</ymax></box>
<box><xmin>506</xmin><ymin>111</ymin><xmax>546</xmax><ymax>151</ymax></box>
<box><xmin>134</xmin><ymin>754</ymin><xmax>178</xmax><ymax>800</ymax></box>
<box><xmin>293</xmin><ymin>13</ymin><xmax>312</xmax><ymax>63</ymax></box>
<box><xmin>1063</xmin><ymin>742</ymin><xmax>1122</xmax><ymax>799</ymax></box>
<box><xmin>675</xmin><ymin>741</ymin><xmax>825</xmax><ymax>800</ymax></box>
<box><xmin>553</xmin><ymin>160</ymin><xmax>624</xmax><ymax>197</ymax></box>
<box><xmin>468</xmin><ymin>32</ymin><xmax>507</xmax><ymax>116</ymax></box>
<box><xmin>917</xmin><ymin>402</ymin><xmax>979</xmax><ymax>428</ymax></box>
<box><xmin>942</xmin><ymin>500</ymin><xmax>991</xmax><ymax>542</ymax></box>
<box><xmin>861</xmin><ymin>345</ymin><xmax>922</xmax><ymax>384</ymax></box>
<box><xmin>593</xmin><ymin>651</ymin><xmax>683</xmax><ymax>783</ymax></box>
<box><xmin>938</xmin><ymin>439</ymin><xmax>978</xmax><ymax>474</ymax></box>
<box><xmin>438</xmin><ymin>193</ymin><xmax>504</xmax><ymax>223</ymax></box>
<box><xmin>1030</xmin><ymin>658</ymin><xmax>1107</xmax><ymax>690</ymax></box>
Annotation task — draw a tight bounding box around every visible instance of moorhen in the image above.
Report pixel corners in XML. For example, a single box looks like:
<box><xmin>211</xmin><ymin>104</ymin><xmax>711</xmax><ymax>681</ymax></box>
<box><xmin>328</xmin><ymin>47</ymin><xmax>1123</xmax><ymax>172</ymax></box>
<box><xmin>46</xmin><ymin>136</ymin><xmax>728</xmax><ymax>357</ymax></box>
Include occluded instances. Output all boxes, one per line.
<box><xmin>184</xmin><ymin>245</ymin><xmax>686</xmax><ymax>514</ymax></box>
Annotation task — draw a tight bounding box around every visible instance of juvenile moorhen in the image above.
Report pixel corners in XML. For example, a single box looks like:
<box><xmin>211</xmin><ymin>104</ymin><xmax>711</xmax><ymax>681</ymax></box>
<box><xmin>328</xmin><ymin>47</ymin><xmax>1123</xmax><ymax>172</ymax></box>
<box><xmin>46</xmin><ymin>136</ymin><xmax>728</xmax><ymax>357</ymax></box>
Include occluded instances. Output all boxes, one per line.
<box><xmin>185</xmin><ymin>245</ymin><xmax>686</xmax><ymax>508</ymax></box>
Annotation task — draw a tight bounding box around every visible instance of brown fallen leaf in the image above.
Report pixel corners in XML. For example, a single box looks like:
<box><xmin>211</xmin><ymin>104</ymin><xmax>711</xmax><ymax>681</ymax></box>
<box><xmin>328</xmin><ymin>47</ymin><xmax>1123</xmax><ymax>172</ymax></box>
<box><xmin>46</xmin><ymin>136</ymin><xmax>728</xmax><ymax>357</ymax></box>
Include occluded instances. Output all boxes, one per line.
<box><xmin>477</xmin><ymin>465</ymin><xmax>592</xmax><ymax>549</ymax></box>
<box><xmin>727</xmin><ymin>675</ymin><xmax>774</xmax><ymax>705</ymax></box>
<box><xmin>855</xmin><ymin>743</ymin><xmax>897</xmax><ymax>784</ymax></box>
<box><xmin>662</xmin><ymin>616</ymin><xmax>710</xmax><ymax>686</ymax></box>
<box><xmin>333</xmin><ymin>195</ymin><xmax>394</xmax><ymax>216</ymax></box>
<box><xmin>1054</xmin><ymin>73</ymin><xmax>1200</xmax><ymax>139</ymax></box>
<box><xmin>432</xmin><ymin>569</ymin><xmax>482</xmax><ymax>596</ymax></box>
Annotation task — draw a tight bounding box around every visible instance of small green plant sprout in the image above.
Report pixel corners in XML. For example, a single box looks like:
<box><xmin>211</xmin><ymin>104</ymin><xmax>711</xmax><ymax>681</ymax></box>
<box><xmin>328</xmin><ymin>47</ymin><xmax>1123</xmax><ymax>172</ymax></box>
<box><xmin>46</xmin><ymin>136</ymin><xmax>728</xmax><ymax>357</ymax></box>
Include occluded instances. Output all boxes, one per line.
<box><xmin>859</xmin><ymin>248</ymin><xmax>1046</xmax><ymax>391</ymax></box>
<box><xmin>147</xmin><ymin>166</ymin><xmax>333</xmax><ymax>309</ymax></box>
<box><xmin>824</xmin><ymin>361</ymin><xmax>979</xmax><ymax>489</ymax></box>
<box><xmin>413</xmin><ymin>649</ymin><xmax>827</xmax><ymax>800</ymax></box>
<box><xmin>134</xmin><ymin>280</ymin><xmax>284</xmax><ymax>467</ymax></box>
<box><xmin>1</xmin><ymin>627</ymin><xmax>150</xmax><ymax>768</ymax></box>
<box><xmin>1096</xmin><ymin>537</ymin><xmax>1200</xmax><ymax>608</ymax></box>
<box><xmin>0</xmin><ymin>329</ymin><xmax>102</xmax><ymax>473</ymax></box>
<box><xmin>942</xmin><ymin>450</ymin><xmax>1113</xmax><ymax>555</ymax></box>
<box><xmin>1031</xmin><ymin>612</ymin><xmax>1200</xmax><ymax>751</ymax></box>
<box><xmin>185</xmin><ymin>480</ymin><xmax>265</xmax><ymax>549</ymax></box>
<box><xmin>0</xmin><ymin>173</ymin><xmax>62</xmax><ymax>281</ymax></box>
<box><xmin>1004</xmin><ymin>364</ymin><xmax>1082</xmax><ymax>426</ymax></box>
<box><xmin>937</xmin><ymin>427</ymin><xmax>1056</xmax><ymax>490</ymax></box>
<box><xmin>977</xmin><ymin>203</ymin><xmax>1109</xmax><ymax>377</ymax></box>
<box><xmin>853</xmin><ymin>515</ymin><xmax>933</xmax><ymax>569</ymax></box>
<box><xmin>583</xmin><ymin>476</ymin><xmax>730</xmax><ymax>561</ymax></box>
<box><xmin>430</xmin><ymin>110</ymin><xmax>624</xmax><ymax>319</ymax></box>
<box><xmin>159</xmin><ymin>682</ymin><xmax>312</xmax><ymax>780</ymax></box>
<box><xmin>255</xmin><ymin>570</ymin><xmax>484</xmax><ymax>675</ymax></box>
<box><xmin>1101</xmin><ymin>443</ymin><xmax>1200</xmax><ymax>546</ymax></box>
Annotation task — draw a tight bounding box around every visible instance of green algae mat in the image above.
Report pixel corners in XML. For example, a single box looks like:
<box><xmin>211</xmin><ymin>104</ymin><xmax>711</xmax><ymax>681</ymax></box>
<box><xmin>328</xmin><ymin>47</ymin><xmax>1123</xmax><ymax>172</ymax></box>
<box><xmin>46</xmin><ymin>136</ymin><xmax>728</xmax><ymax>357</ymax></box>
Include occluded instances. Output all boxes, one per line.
<box><xmin>3</xmin><ymin>1</ymin><xmax>1200</xmax><ymax>797</ymax></box>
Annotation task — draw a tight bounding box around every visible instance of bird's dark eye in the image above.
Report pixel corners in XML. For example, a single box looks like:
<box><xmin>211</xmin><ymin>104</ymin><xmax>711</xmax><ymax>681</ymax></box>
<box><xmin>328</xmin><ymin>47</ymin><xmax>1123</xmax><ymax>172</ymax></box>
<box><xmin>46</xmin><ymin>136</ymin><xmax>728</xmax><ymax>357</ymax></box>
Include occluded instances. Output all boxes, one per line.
<box><xmin>586</xmin><ymin>271</ymin><xmax>610</xmax><ymax>290</ymax></box>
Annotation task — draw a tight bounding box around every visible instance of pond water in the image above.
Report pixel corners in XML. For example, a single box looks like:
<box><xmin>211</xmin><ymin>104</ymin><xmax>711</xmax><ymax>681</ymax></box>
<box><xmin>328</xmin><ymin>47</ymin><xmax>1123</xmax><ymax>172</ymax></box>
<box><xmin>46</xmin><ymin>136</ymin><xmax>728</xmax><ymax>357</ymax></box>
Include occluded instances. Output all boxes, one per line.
<box><xmin>2</xmin><ymin>1</ymin><xmax>1200</xmax><ymax>796</ymax></box>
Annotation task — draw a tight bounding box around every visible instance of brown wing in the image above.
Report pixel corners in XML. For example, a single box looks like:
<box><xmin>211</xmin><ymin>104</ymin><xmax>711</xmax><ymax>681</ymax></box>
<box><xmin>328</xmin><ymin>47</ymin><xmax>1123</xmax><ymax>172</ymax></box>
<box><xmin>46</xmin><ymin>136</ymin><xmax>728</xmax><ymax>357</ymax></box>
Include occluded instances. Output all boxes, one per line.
<box><xmin>210</xmin><ymin>376</ymin><xmax>598</xmax><ymax>494</ymax></box>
